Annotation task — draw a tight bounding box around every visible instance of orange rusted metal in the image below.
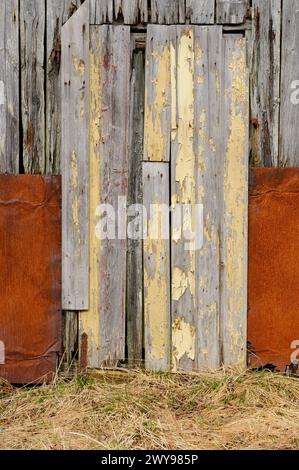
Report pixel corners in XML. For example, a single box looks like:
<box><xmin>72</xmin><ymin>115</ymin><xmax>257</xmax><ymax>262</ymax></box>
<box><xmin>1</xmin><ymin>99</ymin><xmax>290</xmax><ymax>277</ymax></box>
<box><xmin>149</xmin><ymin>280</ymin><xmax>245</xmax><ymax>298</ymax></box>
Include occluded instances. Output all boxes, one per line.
<box><xmin>248</xmin><ymin>168</ymin><xmax>299</xmax><ymax>372</ymax></box>
<box><xmin>0</xmin><ymin>175</ymin><xmax>61</xmax><ymax>384</ymax></box>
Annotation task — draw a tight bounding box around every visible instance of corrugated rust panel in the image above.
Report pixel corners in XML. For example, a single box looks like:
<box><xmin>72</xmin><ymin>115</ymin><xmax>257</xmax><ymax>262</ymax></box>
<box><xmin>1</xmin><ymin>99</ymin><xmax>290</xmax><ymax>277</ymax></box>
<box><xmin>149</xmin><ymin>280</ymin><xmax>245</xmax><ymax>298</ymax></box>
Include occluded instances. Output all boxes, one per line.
<box><xmin>248</xmin><ymin>168</ymin><xmax>299</xmax><ymax>372</ymax></box>
<box><xmin>0</xmin><ymin>175</ymin><xmax>61</xmax><ymax>384</ymax></box>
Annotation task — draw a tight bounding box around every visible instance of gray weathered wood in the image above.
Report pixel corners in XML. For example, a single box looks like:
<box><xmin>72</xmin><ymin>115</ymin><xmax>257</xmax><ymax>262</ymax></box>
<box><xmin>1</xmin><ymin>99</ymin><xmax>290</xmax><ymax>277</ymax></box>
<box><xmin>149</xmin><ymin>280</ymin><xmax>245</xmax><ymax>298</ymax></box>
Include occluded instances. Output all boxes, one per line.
<box><xmin>143</xmin><ymin>162</ymin><xmax>170</xmax><ymax>371</ymax></box>
<box><xmin>186</xmin><ymin>1</ymin><xmax>215</xmax><ymax>24</ymax></box>
<box><xmin>114</xmin><ymin>0</ymin><xmax>139</xmax><ymax>24</ymax></box>
<box><xmin>220</xmin><ymin>34</ymin><xmax>248</xmax><ymax>367</ymax></box>
<box><xmin>280</xmin><ymin>0</ymin><xmax>299</xmax><ymax>166</ymax></box>
<box><xmin>139</xmin><ymin>0</ymin><xmax>149</xmax><ymax>23</ymax></box>
<box><xmin>151</xmin><ymin>0</ymin><xmax>185</xmax><ymax>24</ymax></box>
<box><xmin>46</xmin><ymin>1</ymin><xmax>84</xmax><ymax>176</ymax></box>
<box><xmin>144</xmin><ymin>25</ymin><xmax>171</xmax><ymax>162</ymax></box>
<box><xmin>0</xmin><ymin>0</ymin><xmax>19</xmax><ymax>174</ymax></box>
<box><xmin>194</xmin><ymin>26</ymin><xmax>222</xmax><ymax>369</ymax></box>
<box><xmin>20</xmin><ymin>0</ymin><xmax>46</xmax><ymax>174</ymax></box>
<box><xmin>171</xmin><ymin>25</ymin><xmax>197</xmax><ymax>371</ymax></box>
<box><xmin>250</xmin><ymin>0</ymin><xmax>281</xmax><ymax>167</ymax></box>
<box><xmin>61</xmin><ymin>1</ymin><xmax>89</xmax><ymax>310</ymax></box>
<box><xmin>62</xmin><ymin>311</ymin><xmax>78</xmax><ymax>368</ymax></box>
<box><xmin>90</xmin><ymin>0</ymin><xmax>113</xmax><ymax>23</ymax></box>
<box><xmin>127</xmin><ymin>38</ymin><xmax>145</xmax><ymax>366</ymax></box>
<box><xmin>80</xmin><ymin>25</ymin><xmax>130</xmax><ymax>367</ymax></box>
<box><xmin>216</xmin><ymin>0</ymin><xmax>249</xmax><ymax>24</ymax></box>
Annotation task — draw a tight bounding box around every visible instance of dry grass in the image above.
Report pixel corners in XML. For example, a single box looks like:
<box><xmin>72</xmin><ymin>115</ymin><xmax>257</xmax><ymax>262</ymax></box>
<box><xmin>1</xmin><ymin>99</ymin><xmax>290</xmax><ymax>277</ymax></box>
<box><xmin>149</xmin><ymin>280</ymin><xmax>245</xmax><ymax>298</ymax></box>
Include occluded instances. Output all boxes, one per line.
<box><xmin>0</xmin><ymin>368</ymin><xmax>299</xmax><ymax>450</ymax></box>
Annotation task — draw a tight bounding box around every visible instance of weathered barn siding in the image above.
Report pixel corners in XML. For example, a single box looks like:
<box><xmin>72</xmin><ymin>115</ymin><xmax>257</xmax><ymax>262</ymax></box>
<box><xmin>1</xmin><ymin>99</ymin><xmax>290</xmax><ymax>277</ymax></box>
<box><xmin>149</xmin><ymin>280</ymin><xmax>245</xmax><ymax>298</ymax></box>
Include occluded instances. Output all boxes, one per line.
<box><xmin>0</xmin><ymin>0</ymin><xmax>19</xmax><ymax>174</ymax></box>
<box><xmin>2</xmin><ymin>0</ymin><xmax>299</xmax><ymax>374</ymax></box>
<box><xmin>220</xmin><ymin>35</ymin><xmax>248</xmax><ymax>368</ymax></box>
<box><xmin>127</xmin><ymin>36</ymin><xmax>145</xmax><ymax>366</ymax></box>
<box><xmin>143</xmin><ymin>162</ymin><xmax>171</xmax><ymax>371</ymax></box>
<box><xmin>61</xmin><ymin>1</ymin><xmax>89</xmax><ymax>312</ymax></box>
<box><xmin>280</xmin><ymin>0</ymin><xmax>299</xmax><ymax>167</ymax></box>
<box><xmin>250</xmin><ymin>0</ymin><xmax>281</xmax><ymax>167</ymax></box>
<box><xmin>80</xmin><ymin>24</ymin><xmax>131</xmax><ymax>368</ymax></box>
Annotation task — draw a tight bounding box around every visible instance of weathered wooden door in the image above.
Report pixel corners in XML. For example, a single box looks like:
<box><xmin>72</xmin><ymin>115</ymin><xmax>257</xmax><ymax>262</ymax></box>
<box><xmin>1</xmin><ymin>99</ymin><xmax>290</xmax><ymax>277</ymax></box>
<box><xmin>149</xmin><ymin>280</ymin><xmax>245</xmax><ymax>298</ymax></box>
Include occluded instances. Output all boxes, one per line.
<box><xmin>62</xmin><ymin>2</ymin><xmax>249</xmax><ymax>372</ymax></box>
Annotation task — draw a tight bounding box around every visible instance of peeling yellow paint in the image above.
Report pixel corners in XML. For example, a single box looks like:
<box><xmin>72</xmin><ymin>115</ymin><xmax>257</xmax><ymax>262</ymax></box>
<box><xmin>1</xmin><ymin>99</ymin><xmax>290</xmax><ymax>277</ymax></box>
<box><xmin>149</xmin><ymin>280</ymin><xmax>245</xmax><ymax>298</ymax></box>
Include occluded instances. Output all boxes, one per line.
<box><xmin>144</xmin><ymin>213</ymin><xmax>169</xmax><ymax>366</ymax></box>
<box><xmin>144</xmin><ymin>41</ymin><xmax>170</xmax><ymax>161</ymax></box>
<box><xmin>71</xmin><ymin>151</ymin><xmax>80</xmax><ymax>252</ymax></box>
<box><xmin>171</xmin><ymin>29</ymin><xmax>196</xmax><ymax>370</ymax></box>
<box><xmin>79</xmin><ymin>44</ymin><xmax>101</xmax><ymax>367</ymax></box>
<box><xmin>223</xmin><ymin>38</ymin><xmax>248</xmax><ymax>366</ymax></box>
<box><xmin>172</xmin><ymin>317</ymin><xmax>196</xmax><ymax>371</ymax></box>
<box><xmin>73</xmin><ymin>57</ymin><xmax>85</xmax><ymax>75</ymax></box>
<box><xmin>172</xmin><ymin>267</ymin><xmax>195</xmax><ymax>301</ymax></box>
<box><xmin>171</xmin><ymin>42</ymin><xmax>177</xmax><ymax>141</ymax></box>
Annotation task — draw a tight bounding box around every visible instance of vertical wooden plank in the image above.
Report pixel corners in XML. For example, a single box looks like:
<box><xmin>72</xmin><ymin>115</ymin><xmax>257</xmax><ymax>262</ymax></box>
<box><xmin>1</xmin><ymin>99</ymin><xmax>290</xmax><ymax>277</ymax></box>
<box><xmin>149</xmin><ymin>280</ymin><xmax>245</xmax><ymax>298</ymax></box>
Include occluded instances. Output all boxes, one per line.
<box><xmin>143</xmin><ymin>162</ymin><xmax>170</xmax><ymax>371</ymax></box>
<box><xmin>139</xmin><ymin>0</ymin><xmax>149</xmax><ymax>23</ymax></box>
<box><xmin>194</xmin><ymin>26</ymin><xmax>222</xmax><ymax>369</ymax></box>
<box><xmin>150</xmin><ymin>0</ymin><xmax>185</xmax><ymax>25</ymax></box>
<box><xmin>186</xmin><ymin>1</ymin><xmax>215</xmax><ymax>24</ymax></box>
<box><xmin>46</xmin><ymin>0</ymin><xmax>84</xmax><ymax>176</ymax></box>
<box><xmin>144</xmin><ymin>25</ymin><xmax>171</xmax><ymax>162</ymax></box>
<box><xmin>250</xmin><ymin>0</ymin><xmax>281</xmax><ymax>167</ymax></box>
<box><xmin>216</xmin><ymin>0</ymin><xmax>249</xmax><ymax>24</ymax></box>
<box><xmin>20</xmin><ymin>0</ymin><xmax>46</xmax><ymax>174</ymax></box>
<box><xmin>90</xmin><ymin>0</ymin><xmax>113</xmax><ymax>24</ymax></box>
<box><xmin>0</xmin><ymin>0</ymin><xmax>19</xmax><ymax>174</ymax></box>
<box><xmin>171</xmin><ymin>26</ymin><xmax>197</xmax><ymax>371</ymax></box>
<box><xmin>61</xmin><ymin>1</ymin><xmax>89</xmax><ymax>310</ymax></box>
<box><xmin>127</xmin><ymin>39</ymin><xmax>145</xmax><ymax>366</ymax></box>
<box><xmin>280</xmin><ymin>0</ymin><xmax>299</xmax><ymax>167</ymax></box>
<box><xmin>220</xmin><ymin>35</ymin><xmax>248</xmax><ymax>367</ymax></box>
<box><xmin>80</xmin><ymin>25</ymin><xmax>130</xmax><ymax>367</ymax></box>
<box><xmin>114</xmin><ymin>0</ymin><xmax>138</xmax><ymax>24</ymax></box>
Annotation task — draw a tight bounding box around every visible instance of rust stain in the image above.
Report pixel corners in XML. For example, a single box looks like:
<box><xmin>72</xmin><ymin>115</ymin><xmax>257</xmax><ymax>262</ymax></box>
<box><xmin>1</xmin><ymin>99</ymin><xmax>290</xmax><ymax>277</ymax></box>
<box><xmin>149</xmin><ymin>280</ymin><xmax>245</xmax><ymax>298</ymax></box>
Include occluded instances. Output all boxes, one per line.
<box><xmin>248</xmin><ymin>168</ymin><xmax>299</xmax><ymax>373</ymax></box>
<box><xmin>0</xmin><ymin>176</ymin><xmax>61</xmax><ymax>384</ymax></box>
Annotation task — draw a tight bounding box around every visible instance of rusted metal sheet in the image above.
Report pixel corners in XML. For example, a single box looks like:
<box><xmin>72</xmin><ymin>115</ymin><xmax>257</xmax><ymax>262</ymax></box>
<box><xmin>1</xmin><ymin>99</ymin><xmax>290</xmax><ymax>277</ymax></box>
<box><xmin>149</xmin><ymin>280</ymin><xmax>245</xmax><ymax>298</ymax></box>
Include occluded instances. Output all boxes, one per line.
<box><xmin>248</xmin><ymin>168</ymin><xmax>299</xmax><ymax>372</ymax></box>
<box><xmin>0</xmin><ymin>175</ymin><xmax>61</xmax><ymax>384</ymax></box>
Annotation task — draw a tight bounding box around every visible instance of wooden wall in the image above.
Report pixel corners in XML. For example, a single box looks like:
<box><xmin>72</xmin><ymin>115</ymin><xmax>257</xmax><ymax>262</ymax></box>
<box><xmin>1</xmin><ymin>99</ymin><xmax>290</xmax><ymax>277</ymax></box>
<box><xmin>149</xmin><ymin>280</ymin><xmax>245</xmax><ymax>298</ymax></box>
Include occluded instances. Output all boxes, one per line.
<box><xmin>2</xmin><ymin>0</ymin><xmax>299</xmax><ymax>371</ymax></box>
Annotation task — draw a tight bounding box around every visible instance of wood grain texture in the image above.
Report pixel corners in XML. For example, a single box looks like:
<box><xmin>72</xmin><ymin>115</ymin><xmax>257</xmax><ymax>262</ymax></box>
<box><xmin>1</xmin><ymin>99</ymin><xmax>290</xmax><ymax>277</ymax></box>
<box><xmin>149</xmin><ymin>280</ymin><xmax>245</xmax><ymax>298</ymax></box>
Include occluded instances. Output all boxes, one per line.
<box><xmin>0</xmin><ymin>0</ymin><xmax>19</xmax><ymax>174</ymax></box>
<box><xmin>20</xmin><ymin>0</ymin><xmax>46</xmax><ymax>174</ymax></box>
<box><xmin>171</xmin><ymin>26</ymin><xmax>197</xmax><ymax>371</ymax></box>
<box><xmin>61</xmin><ymin>1</ymin><xmax>89</xmax><ymax>310</ymax></box>
<box><xmin>80</xmin><ymin>25</ymin><xmax>130</xmax><ymax>367</ymax></box>
<box><xmin>220</xmin><ymin>35</ymin><xmax>248</xmax><ymax>367</ymax></box>
<box><xmin>186</xmin><ymin>0</ymin><xmax>215</xmax><ymax>24</ymax></box>
<box><xmin>150</xmin><ymin>0</ymin><xmax>185</xmax><ymax>24</ymax></box>
<box><xmin>194</xmin><ymin>26</ymin><xmax>222</xmax><ymax>369</ymax></box>
<box><xmin>143</xmin><ymin>162</ymin><xmax>170</xmax><ymax>371</ymax></box>
<box><xmin>127</xmin><ymin>39</ymin><xmax>145</xmax><ymax>366</ymax></box>
<box><xmin>216</xmin><ymin>0</ymin><xmax>249</xmax><ymax>24</ymax></box>
<box><xmin>250</xmin><ymin>0</ymin><xmax>281</xmax><ymax>167</ymax></box>
<box><xmin>90</xmin><ymin>0</ymin><xmax>113</xmax><ymax>23</ymax></box>
<box><xmin>280</xmin><ymin>0</ymin><xmax>299</xmax><ymax>167</ymax></box>
<box><xmin>46</xmin><ymin>0</ymin><xmax>84</xmax><ymax>175</ymax></box>
<box><xmin>144</xmin><ymin>25</ymin><xmax>171</xmax><ymax>162</ymax></box>
<box><xmin>62</xmin><ymin>311</ymin><xmax>78</xmax><ymax>367</ymax></box>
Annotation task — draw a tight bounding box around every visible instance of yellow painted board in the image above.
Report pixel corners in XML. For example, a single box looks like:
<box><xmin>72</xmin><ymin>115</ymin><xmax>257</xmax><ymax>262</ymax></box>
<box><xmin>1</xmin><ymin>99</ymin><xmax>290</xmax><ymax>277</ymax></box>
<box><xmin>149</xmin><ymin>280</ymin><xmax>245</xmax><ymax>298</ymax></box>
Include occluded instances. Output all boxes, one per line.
<box><xmin>144</xmin><ymin>25</ymin><xmax>171</xmax><ymax>162</ymax></box>
<box><xmin>220</xmin><ymin>35</ymin><xmax>249</xmax><ymax>368</ymax></box>
<box><xmin>80</xmin><ymin>25</ymin><xmax>130</xmax><ymax>368</ymax></box>
<box><xmin>143</xmin><ymin>162</ymin><xmax>171</xmax><ymax>371</ymax></box>
<box><xmin>170</xmin><ymin>25</ymin><xmax>197</xmax><ymax>372</ymax></box>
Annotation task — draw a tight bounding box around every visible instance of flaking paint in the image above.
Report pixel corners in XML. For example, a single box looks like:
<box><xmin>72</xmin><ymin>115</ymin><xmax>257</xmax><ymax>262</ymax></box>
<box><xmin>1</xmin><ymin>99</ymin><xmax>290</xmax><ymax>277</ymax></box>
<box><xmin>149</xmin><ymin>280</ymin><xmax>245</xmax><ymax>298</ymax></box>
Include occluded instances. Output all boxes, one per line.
<box><xmin>144</xmin><ymin>41</ymin><xmax>170</xmax><ymax>161</ymax></box>
<box><xmin>172</xmin><ymin>317</ymin><xmax>196</xmax><ymax>371</ymax></box>
<box><xmin>172</xmin><ymin>29</ymin><xmax>196</xmax><ymax>370</ymax></box>
<box><xmin>79</xmin><ymin>43</ymin><xmax>101</xmax><ymax>367</ymax></box>
<box><xmin>144</xmin><ymin>210</ymin><xmax>169</xmax><ymax>367</ymax></box>
<box><xmin>222</xmin><ymin>38</ymin><xmax>248</xmax><ymax>366</ymax></box>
